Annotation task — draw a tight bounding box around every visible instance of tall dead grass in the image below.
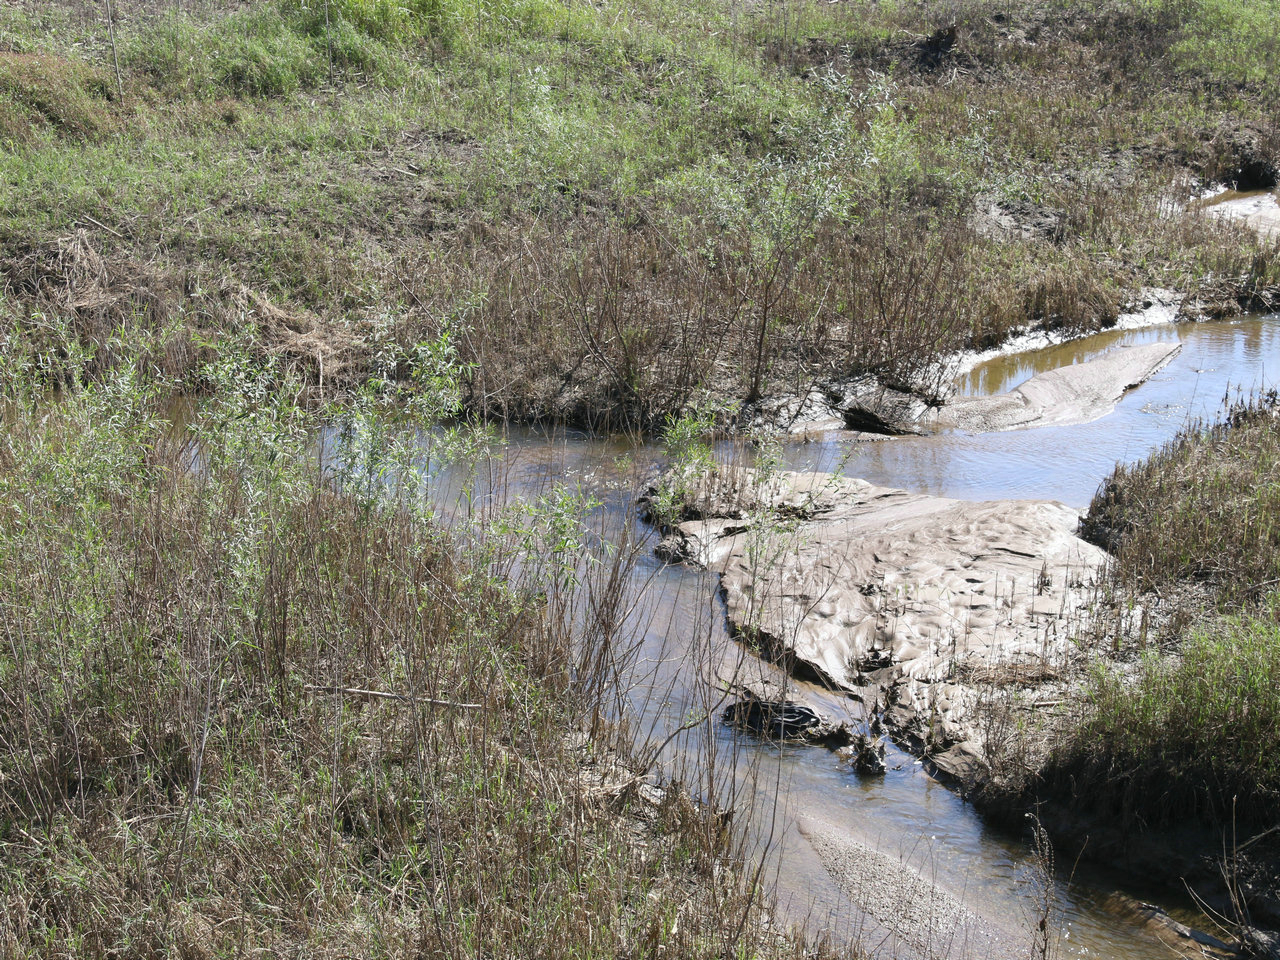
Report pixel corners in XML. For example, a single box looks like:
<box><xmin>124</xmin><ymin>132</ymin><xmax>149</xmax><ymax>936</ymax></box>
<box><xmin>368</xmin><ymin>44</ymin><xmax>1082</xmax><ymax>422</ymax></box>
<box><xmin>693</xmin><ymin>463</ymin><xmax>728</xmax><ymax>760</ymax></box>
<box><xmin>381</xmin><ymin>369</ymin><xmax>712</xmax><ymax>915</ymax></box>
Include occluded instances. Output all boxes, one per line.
<box><xmin>392</xmin><ymin>212</ymin><xmax>1095</xmax><ymax>430</ymax></box>
<box><xmin>0</xmin><ymin>346</ymin><xmax>813</xmax><ymax>959</ymax></box>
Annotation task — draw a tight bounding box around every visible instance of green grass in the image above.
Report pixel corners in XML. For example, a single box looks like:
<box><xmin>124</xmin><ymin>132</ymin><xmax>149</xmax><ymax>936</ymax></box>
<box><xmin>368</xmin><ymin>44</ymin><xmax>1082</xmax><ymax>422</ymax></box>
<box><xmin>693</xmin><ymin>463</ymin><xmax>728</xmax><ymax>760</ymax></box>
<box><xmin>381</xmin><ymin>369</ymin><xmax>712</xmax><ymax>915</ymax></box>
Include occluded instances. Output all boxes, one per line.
<box><xmin>0</xmin><ymin>0</ymin><xmax>1276</xmax><ymax>430</ymax></box>
<box><xmin>1043</xmin><ymin>398</ymin><xmax>1280</xmax><ymax>832</ymax></box>
<box><xmin>1049</xmin><ymin>601</ymin><xmax>1280</xmax><ymax>827</ymax></box>
<box><xmin>1083</xmin><ymin>397</ymin><xmax>1280</xmax><ymax>605</ymax></box>
<box><xmin>0</xmin><ymin>52</ymin><xmax>118</xmax><ymax>143</ymax></box>
<box><xmin>1155</xmin><ymin>0</ymin><xmax>1280</xmax><ymax>85</ymax></box>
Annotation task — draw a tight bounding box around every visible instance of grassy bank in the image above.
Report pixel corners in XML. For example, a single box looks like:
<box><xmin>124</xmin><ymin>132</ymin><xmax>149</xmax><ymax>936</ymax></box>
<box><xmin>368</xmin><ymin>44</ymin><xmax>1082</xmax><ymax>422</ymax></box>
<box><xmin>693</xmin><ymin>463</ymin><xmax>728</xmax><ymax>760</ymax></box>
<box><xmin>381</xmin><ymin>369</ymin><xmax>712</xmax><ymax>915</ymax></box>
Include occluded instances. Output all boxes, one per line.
<box><xmin>1055</xmin><ymin>603</ymin><xmax>1280</xmax><ymax>828</ymax></box>
<box><xmin>1083</xmin><ymin>395</ymin><xmax>1280</xmax><ymax>606</ymax></box>
<box><xmin>1</xmin><ymin>0</ymin><xmax>1278</xmax><ymax>427</ymax></box>
<box><xmin>0</xmin><ymin>331</ymin><xmax>810</xmax><ymax>958</ymax></box>
<box><xmin>1046</xmin><ymin>397</ymin><xmax>1280</xmax><ymax>830</ymax></box>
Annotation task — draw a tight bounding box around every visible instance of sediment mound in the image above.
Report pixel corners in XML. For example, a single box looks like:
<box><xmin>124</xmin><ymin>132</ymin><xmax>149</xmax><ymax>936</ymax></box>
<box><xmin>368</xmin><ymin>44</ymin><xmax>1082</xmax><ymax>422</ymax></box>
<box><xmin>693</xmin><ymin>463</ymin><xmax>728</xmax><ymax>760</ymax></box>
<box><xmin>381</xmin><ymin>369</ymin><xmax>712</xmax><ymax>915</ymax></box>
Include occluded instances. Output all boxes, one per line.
<box><xmin>656</xmin><ymin>467</ymin><xmax>1112</xmax><ymax>776</ymax></box>
<box><xmin>932</xmin><ymin>341</ymin><xmax>1181</xmax><ymax>432</ymax></box>
<box><xmin>749</xmin><ymin>339</ymin><xmax>1181</xmax><ymax>437</ymax></box>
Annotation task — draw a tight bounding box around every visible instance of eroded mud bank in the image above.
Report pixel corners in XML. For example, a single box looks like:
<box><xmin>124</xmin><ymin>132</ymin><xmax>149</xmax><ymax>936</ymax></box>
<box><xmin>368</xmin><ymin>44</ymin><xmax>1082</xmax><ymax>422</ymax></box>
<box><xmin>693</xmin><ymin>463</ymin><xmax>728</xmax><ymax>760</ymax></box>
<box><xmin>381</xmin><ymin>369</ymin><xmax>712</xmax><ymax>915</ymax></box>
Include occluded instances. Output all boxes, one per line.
<box><xmin>649</xmin><ymin>465</ymin><xmax>1108</xmax><ymax>781</ymax></box>
<box><xmin>932</xmin><ymin>341</ymin><xmax>1180</xmax><ymax>431</ymax></box>
<box><xmin>746</xmin><ymin>317</ymin><xmax>1183</xmax><ymax>437</ymax></box>
<box><xmin>1199</xmin><ymin>186</ymin><xmax>1280</xmax><ymax>239</ymax></box>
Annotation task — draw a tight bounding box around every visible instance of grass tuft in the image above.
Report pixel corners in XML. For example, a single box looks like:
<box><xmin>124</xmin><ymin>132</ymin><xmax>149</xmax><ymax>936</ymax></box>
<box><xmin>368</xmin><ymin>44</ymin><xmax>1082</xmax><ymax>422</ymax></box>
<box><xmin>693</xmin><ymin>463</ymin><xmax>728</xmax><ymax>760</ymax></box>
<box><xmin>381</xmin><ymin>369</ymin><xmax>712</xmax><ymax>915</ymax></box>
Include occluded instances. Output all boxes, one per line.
<box><xmin>0</xmin><ymin>52</ymin><xmax>116</xmax><ymax>143</ymax></box>
<box><xmin>1083</xmin><ymin>395</ymin><xmax>1280</xmax><ymax>605</ymax></box>
<box><xmin>1048</xmin><ymin>602</ymin><xmax>1280</xmax><ymax>827</ymax></box>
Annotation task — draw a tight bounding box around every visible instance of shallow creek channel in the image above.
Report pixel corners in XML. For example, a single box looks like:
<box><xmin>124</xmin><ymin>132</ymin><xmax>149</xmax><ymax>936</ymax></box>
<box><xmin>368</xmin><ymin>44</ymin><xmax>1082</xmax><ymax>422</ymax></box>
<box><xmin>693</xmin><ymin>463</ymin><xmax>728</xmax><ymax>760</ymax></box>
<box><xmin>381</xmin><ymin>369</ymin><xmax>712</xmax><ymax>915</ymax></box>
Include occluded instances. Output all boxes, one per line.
<box><xmin>430</xmin><ymin>313</ymin><xmax>1278</xmax><ymax>958</ymax></box>
<box><xmin>1196</xmin><ymin>185</ymin><xmax>1280</xmax><ymax>239</ymax></box>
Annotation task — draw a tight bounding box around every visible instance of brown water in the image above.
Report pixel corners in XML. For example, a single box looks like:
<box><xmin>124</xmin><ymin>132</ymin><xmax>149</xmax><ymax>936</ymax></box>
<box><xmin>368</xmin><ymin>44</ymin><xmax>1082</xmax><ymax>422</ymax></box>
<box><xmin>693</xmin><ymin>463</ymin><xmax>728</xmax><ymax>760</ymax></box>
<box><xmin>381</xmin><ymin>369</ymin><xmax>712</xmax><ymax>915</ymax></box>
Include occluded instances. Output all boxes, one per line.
<box><xmin>1194</xmin><ymin>186</ymin><xmax>1280</xmax><ymax>237</ymax></box>
<box><xmin>425</xmin><ymin>313</ymin><xmax>1278</xmax><ymax>958</ymax></box>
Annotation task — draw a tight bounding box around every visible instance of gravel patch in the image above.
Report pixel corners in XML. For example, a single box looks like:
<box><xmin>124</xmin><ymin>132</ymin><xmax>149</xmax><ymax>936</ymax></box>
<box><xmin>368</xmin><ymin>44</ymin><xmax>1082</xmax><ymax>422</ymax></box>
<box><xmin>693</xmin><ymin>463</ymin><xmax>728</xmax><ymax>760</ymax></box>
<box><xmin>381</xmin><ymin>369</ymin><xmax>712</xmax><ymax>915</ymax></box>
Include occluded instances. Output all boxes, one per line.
<box><xmin>800</xmin><ymin>818</ymin><xmax>1019</xmax><ymax>959</ymax></box>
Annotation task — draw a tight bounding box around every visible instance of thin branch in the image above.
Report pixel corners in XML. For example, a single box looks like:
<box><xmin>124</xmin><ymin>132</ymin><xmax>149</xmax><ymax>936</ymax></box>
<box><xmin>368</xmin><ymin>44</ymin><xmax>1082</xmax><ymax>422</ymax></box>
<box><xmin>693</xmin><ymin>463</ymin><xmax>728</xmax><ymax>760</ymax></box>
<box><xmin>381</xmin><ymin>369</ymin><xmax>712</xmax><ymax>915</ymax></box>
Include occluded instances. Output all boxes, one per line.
<box><xmin>104</xmin><ymin>0</ymin><xmax>124</xmax><ymax>102</ymax></box>
<box><xmin>304</xmin><ymin>684</ymin><xmax>483</xmax><ymax>709</ymax></box>
<box><xmin>81</xmin><ymin>214</ymin><xmax>124</xmax><ymax>239</ymax></box>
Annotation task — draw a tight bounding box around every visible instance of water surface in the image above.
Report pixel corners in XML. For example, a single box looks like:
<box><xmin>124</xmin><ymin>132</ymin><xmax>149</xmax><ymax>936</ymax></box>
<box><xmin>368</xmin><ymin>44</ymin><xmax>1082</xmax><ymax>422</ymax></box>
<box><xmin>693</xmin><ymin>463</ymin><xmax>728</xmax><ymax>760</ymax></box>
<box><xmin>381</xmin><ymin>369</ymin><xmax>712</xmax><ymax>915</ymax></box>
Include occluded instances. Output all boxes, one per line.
<box><xmin>436</xmin><ymin>313</ymin><xmax>1278</xmax><ymax>958</ymax></box>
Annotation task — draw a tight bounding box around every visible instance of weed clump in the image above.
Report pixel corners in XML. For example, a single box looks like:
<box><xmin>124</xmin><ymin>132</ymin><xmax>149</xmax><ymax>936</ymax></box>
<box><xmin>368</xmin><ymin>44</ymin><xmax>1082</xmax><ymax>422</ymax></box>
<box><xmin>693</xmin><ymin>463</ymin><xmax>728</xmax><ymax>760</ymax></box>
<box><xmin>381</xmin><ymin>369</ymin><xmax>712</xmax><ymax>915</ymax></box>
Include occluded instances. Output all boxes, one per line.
<box><xmin>0</xmin><ymin>52</ymin><xmax>115</xmax><ymax>142</ymax></box>
<box><xmin>1049</xmin><ymin>604</ymin><xmax>1280</xmax><ymax>828</ymax></box>
<box><xmin>1082</xmin><ymin>395</ymin><xmax>1280</xmax><ymax>605</ymax></box>
<box><xmin>1043</xmin><ymin>397</ymin><xmax>1280</xmax><ymax>835</ymax></box>
<box><xmin>0</xmin><ymin>334</ymin><xmax>800</xmax><ymax>959</ymax></box>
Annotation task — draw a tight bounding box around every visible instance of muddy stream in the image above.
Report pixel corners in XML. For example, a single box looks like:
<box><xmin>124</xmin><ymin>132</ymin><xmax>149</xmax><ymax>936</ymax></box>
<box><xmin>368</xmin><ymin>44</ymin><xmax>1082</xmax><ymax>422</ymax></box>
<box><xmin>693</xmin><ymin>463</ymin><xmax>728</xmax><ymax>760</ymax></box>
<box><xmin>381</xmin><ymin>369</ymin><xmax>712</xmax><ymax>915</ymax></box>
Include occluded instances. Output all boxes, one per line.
<box><xmin>1197</xmin><ymin>185</ymin><xmax>1280</xmax><ymax>239</ymax></box>
<box><xmin>427</xmin><ymin>313</ymin><xmax>1278</xmax><ymax>958</ymax></box>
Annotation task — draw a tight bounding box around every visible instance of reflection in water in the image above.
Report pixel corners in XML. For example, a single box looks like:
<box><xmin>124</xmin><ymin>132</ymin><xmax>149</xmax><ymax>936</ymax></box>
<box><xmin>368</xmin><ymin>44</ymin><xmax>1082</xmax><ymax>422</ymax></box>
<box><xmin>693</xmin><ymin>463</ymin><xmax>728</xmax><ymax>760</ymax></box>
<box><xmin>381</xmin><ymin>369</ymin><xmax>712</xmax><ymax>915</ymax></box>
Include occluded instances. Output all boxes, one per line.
<box><xmin>1193</xmin><ymin>186</ymin><xmax>1280</xmax><ymax>237</ymax></box>
<box><xmin>796</xmin><ymin>315</ymin><xmax>1279</xmax><ymax>508</ymax></box>
<box><xmin>429</xmin><ymin>314</ymin><xmax>1276</xmax><ymax>958</ymax></box>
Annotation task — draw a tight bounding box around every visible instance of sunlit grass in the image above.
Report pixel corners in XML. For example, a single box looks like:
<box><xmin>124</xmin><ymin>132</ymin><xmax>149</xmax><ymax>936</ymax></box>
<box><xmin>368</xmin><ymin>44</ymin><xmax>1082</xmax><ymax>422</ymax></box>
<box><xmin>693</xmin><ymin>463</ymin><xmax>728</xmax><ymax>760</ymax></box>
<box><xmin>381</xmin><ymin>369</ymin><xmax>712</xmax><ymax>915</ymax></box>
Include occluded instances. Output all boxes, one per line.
<box><xmin>1084</xmin><ymin>397</ymin><xmax>1280</xmax><ymax>605</ymax></box>
<box><xmin>1047</xmin><ymin>398</ymin><xmax>1280</xmax><ymax>830</ymax></box>
<box><xmin>1055</xmin><ymin>600</ymin><xmax>1280</xmax><ymax>826</ymax></box>
<box><xmin>0</xmin><ymin>0</ymin><xmax>1275</xmax><ymax>428</ymax></box>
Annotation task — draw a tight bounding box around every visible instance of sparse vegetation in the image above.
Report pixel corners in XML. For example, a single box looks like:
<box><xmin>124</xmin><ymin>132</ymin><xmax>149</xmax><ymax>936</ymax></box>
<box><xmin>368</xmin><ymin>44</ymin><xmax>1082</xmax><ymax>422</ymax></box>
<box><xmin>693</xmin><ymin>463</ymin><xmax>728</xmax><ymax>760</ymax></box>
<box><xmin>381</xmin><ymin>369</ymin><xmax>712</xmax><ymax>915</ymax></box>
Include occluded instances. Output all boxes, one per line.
<box><xmin>1045</xmin><ymin>397</ymin><xmax>1280</xmax><ymax>831</ymax></box>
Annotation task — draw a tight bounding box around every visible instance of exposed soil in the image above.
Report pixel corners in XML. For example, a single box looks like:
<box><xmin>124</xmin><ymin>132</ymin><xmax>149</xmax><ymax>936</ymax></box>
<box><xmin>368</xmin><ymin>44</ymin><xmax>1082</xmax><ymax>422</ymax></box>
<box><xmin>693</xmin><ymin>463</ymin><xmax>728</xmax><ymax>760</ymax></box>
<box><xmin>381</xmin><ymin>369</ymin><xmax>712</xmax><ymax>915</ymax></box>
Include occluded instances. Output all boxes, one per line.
<box><xmin>644</xmin><ymin>340</ymin><xmax>1280</xmax><ymax>954</ymax></box>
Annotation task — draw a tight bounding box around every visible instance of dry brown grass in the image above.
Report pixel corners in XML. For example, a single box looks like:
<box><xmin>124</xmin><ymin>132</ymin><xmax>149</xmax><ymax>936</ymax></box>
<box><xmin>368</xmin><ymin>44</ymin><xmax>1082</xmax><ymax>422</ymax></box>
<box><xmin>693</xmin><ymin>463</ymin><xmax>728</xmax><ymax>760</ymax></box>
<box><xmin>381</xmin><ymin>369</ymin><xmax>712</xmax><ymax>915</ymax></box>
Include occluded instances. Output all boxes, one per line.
<box><xmin>2</xmin><ymin>231</ymin><xmax>374</xmax><ymax>394</ymax></box>
<box><xmin>0</xmin><ymin>363</ymin><xmax>816</xmax><ymax>959</ymax></box>
<box><xmin>385</xmin><ymin>212</ymin><xmax>1130</xmax><ymax>430</ymax></box>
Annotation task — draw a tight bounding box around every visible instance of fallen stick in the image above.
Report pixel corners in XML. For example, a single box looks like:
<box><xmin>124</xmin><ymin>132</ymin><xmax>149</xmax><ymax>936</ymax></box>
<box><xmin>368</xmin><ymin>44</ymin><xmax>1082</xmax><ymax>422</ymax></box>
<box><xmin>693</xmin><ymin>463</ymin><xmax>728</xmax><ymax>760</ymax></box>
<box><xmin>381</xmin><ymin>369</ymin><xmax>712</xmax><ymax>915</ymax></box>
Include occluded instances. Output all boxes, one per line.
<box><xmin>82</xmin><ymin>214</ymin><xmax>125</xmax><ymax>239</ymax></box>
<box><xmin>304</xmin><ymin>684</ymin><xmax>483</xmax><ymax>709</ymax></box>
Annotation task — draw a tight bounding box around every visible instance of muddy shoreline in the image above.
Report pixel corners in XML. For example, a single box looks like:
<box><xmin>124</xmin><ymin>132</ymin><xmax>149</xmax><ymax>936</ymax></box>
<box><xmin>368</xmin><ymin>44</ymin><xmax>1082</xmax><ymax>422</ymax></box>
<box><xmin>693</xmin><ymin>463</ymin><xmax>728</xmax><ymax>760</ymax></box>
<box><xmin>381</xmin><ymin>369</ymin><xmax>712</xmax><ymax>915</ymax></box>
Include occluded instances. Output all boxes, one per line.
<box><xmin>474</xmin><ymin>278</ymin><xmax>1279</xmax><ymax>437</ymax></box>
<box><xmin>648</xmin><ymin>459</ymin><xmax>1280</xmax><ymax>954</ymax></box>
<box><xmin>642</xmin><ymin>330</ymin><xmax>1280</xmax><ymax>955</ymax></box>
<box><xmin>740</xmin><ymin>286</ymin><xmax>1274</xmax><ymax>439</ymax></box>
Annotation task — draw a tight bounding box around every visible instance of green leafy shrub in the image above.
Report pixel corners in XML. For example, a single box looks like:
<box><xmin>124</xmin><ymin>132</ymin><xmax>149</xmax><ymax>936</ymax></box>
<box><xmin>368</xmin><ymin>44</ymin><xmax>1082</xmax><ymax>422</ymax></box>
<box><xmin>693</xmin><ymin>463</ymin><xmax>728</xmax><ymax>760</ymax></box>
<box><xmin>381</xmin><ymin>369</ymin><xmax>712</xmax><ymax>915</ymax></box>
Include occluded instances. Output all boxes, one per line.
<box><xmin>647</xmin><ymin>407</ymin><xmax>718</xmax><ymax>529</ymax></box>
<box><xmin>1048</xmin><ymin>600</ymin><xmax>1280</xmax><ymax>827</ymax></box>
